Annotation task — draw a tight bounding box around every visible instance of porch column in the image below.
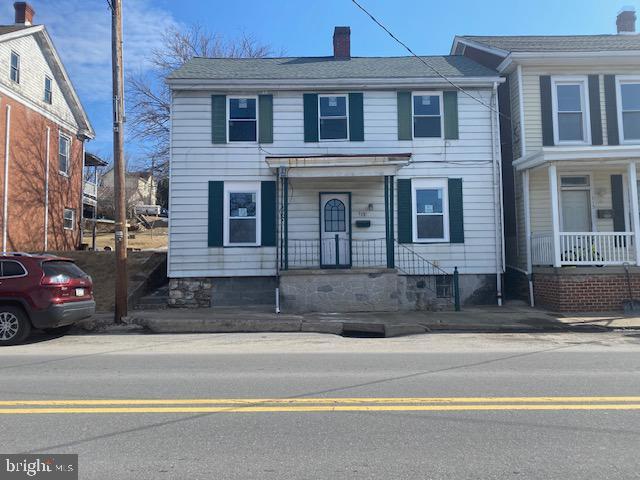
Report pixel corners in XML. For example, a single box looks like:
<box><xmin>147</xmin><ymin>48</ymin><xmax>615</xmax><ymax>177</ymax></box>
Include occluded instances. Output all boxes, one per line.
<box><xmin>628</xmin><ymin>161</ymin><xmax>640</xmax><ymax>266</ymax></box>
<box><xmin>548</xmin><ymin>163</ymin><xmax>562</xmax><ymax>267</ymax></box>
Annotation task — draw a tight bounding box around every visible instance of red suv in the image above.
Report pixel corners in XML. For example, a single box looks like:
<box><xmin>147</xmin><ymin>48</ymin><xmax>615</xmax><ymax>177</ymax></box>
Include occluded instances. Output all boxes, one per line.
<box><xmin>0</xmin><ymin>254</ymin><xmax>95</xmax><ymax>345</ymax></box>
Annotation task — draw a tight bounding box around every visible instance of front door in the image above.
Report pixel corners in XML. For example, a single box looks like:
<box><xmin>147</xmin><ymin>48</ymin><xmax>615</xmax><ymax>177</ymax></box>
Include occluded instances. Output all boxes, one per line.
<box><xmin>561</xmin><ymin>189</ymin><xmax>592</xmax><ymax>232</ymax></box>
<box><xmin>320</xmin><ymin>193</ymin><xmax>350</xmax><ymax>268</ymax></box>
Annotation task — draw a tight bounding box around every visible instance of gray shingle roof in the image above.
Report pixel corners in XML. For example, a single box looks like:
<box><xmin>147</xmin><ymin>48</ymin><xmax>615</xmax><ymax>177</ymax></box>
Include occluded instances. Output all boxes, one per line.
<box><xmin>167</xmin><ymin>56</ymin><xmax>498</xmax><ymax>80</ymax></box>
<box><xmin>461</xmin><ymin>35</ymin><xmax>640</xmax><ymax>53</ymax></box>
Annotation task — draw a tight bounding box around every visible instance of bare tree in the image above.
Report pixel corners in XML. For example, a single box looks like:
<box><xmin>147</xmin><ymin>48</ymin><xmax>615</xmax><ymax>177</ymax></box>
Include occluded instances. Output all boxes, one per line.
<box><xmin>126</xmin><ymin>25</ymin><xmax>274</xmax><ymax>176</ymax></box>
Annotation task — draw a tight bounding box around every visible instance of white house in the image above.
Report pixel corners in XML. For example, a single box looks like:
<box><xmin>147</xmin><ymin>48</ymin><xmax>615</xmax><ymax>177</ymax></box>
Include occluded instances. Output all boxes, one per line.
<box><xmin>166</xmin><ymin>27</ymin><xmax>505</xmax><ymax>312</ymax></box>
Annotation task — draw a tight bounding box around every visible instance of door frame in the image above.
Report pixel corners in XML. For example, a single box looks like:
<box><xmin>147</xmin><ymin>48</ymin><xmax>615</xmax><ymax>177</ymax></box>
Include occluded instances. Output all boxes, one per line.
<box><xmin>558</xmin><ymin>173</ymin><xmax>594</xmax><ymax>232</ymax></box>
<box><xmin>319</xmin><ymin>192</ymin><xmax>352</xmax><ymax>269</ymax></box>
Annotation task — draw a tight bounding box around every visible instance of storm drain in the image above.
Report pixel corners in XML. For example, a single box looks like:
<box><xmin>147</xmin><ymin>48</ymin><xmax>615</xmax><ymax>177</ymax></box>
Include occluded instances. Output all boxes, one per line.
<box><xmin>340</xmin><ymin>323</ymin><xmax>386</xmax><ymax>338</ymax></box>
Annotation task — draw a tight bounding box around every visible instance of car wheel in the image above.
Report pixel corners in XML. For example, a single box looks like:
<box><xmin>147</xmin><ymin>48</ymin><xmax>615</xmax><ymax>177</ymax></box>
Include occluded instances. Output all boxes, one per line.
<box><xmin>43</xmin><ymin>324</ymin><xmax>74</xmax><ymax>336</ymax></box>
<box><xmin>0</xmin><ymin>306</ymin><xmax>31</xmax><ymax>346</ymax></box>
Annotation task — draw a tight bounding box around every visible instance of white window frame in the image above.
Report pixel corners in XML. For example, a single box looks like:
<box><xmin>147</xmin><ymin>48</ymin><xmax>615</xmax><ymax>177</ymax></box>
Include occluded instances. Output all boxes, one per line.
<box><xmin>411</xmin><ymin>178</ymin><xmax>449</xmax><ymax>243</ymax></box>
<box><xmin>58</xmin><ymin>132</ymin><xmax>71</xmax><ymax>175</ymax></box>
<box><xmin>558</xmin><ymin>173</ymin><xmax>595</xmax><ymax>233</ymax></box>
<box><xmin>318</xmin><ymin>94</ymin><xmax>349</xmax><ymax>142</ymax></box>
<box><xmin>223</xmin><ymin>181</ymin><xmax>261</xmax><ymax>247</ymax></box>
<box><xmin>63</xmin><ymin>208</ymin><xmax>75</xmax><ymax>231</ymax></box>
<box><xmin>551</xmin><ymin>76</ymin><xmax>591</xmax><ymax>146</ymax></box>
<box><xmin>10</xmin><ymin>51</ymin><xmax>19</xmax><ymax>84</ymax></box>
<box><xmin>44</xmin><ymin>75</ymin><xmax>53</xmax><ymax>104</ymax></box>
<box><xmin>411</xmin><ymin>91</ymin><xmax>444</xmax><ymax>140</ymax></box>
<box><xmin>616</xmin><ymin>75</ymin><xmax>640</xmax><ymax>145</ymax></box>
<box><xmin>226</xmin><ymin>96</ymin><xmax>258</xmax><ymax>143</ymax></box>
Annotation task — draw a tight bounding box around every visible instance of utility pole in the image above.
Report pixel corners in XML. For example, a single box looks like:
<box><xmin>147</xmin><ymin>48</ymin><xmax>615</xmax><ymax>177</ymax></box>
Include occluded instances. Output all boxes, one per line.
<box><xmin>109</xmin><ymin>0</ymin><xmax>127</xmax><ymax>322</ymax></box>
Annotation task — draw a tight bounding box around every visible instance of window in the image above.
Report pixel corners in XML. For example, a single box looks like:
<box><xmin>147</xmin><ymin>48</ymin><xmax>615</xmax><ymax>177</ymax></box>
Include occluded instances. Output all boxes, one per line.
<box><xmin>0</xmin><ymin>261</ymin><xmax>26</xmax><ymax>278</ymax></box>
<box><xmin>319</xmin><ymin>95</ymin><xmax>348</xmax><ymax>140</ymax></box>
<box><xmin>44</xmin><ymin>76</ymin><xmax>52</xmax><ymax>104</ymax></box>
<box><xmin>552</xmin><ymin>77</ymin><xmax>590</xmax><ymax>144</ymax></box>
<box><xmin>324</xmin><ymin>199</ymin><xmax>346</xmax><ymax>232</ymax></box>
<box><xmin>436</xmin><ymin>276</ymin><xmax>452</xmax><ymax>298</ymax></box>
<box><xmin>63</xmin><ymin>209</ymin><xmax>75</xmax><ymax>230</ymax></box>
<box><xmin>58</xmin><ymin>133</ymin><xmax>70</xmax><ymax>174</ymax></box>
<box><xmin>618</xmin><ymin>78</ymin><xmax>640</xmax><ymax>143</ymax></box>
<box><xmin>224</xmin><ymin>182</ymin><xmax>260</xmax><ymax>246</ymax></box>
<box><xmin>10</xmin><ymin>51</ymin><xmax>19</xmax><ymax>83</ymax></box>
<box><xmin>412</xmin><ymin>93</ymin><xmax>442</xmax><ymax>138</ymax></box>
<box><xmin>412</xmin><ymin>179</ymin><xmax>449</xmax><ymax>242</ymax></box>
<box><xmin>228</xmin><ymin>97</ymin><xmax>257</xmax><ymax>142</ymax></box>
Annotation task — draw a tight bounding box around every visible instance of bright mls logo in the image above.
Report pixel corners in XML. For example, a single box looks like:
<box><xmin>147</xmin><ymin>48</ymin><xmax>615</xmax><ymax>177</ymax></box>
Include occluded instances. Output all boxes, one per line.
<box><xmin>0</xmin><ymin>455</ymin><xmax>77</xmax><ymax>480</ymax></box>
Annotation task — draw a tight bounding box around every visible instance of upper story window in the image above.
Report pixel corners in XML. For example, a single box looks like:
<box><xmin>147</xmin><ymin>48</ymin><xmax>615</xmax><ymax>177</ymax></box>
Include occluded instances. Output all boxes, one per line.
<box><xmin>63</xmin><ymin>208</ymin><xmax>75</xmax><ymax>230</ymax></box>
<box><xmin>412</xmin><ymin>178</ymin><xmax>449</xmax><ymax>242</ymax></box>
<box><xmin>319</xmin><ymin>95</ymin><xmax>348</xmax><ymax>140</ymax></box>
<box><xmin>228</xmin><ymin>97</ymin><xmax>257</xmax><ymax>142</ymax></box>
<box><xmin>551</xmin><ymin>77</ymin><xmax>590</xmax><ymax>145</ymax></box>
<box><xmin>224</xmin><ymin>182</ymin><xmax>261</xmax><ymax>246</ymax></box>
<box><xmin>44</xmin><ymin>76</ymin><xmax>53</xmax><ymax>104</ymax></box>
<box><xmin>412</xmin><ymin>93</ymin><xmax>443</xmax><ymax>138</ymax></box>
<box><xmin>10</xmin><ymin>51</ymin><xmax>20</xmax><ymax>84</ymax></box>
<box><xmin>617</xmin><ymin>78</ymin><xmax>640</xmax><ymax>143</ymax></box>
<box><xmin>59</xmin><ymin>133</ymin><xmax>70</xmax><ymax>175</ymax></box>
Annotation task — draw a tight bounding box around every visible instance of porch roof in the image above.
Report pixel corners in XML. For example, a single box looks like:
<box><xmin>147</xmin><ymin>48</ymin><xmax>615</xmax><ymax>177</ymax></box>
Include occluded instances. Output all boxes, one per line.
<box><xmin>513</xmin><ymin>145</ymin><xmax>640</xmax><ymax>171</ymax></box>
<box><xmin>265</xmin><ymin>153</ymin><xmax>411</xmax><ymax>178</ymax></box>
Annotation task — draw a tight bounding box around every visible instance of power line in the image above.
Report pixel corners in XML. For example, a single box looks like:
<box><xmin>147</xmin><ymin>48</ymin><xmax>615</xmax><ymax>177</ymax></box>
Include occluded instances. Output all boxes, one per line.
<box><xmin>351</xmin><ymin>0</ymin><xmax>509</xmax><ymax>121</ymax></box>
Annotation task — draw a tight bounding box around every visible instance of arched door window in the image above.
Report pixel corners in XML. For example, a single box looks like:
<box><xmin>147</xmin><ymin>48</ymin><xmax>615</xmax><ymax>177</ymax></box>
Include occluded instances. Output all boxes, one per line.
<box><xmin>324</xmin><ymin>199</ymin><xmax>346</xmax><ymax>232</ymax></box>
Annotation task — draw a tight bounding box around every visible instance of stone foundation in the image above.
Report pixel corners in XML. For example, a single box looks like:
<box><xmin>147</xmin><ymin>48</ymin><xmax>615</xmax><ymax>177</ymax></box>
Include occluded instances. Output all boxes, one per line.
<box><xmin>168</xmin><ymin>278</ymin><xmax>212</xmax><ymax>308</ymax></box>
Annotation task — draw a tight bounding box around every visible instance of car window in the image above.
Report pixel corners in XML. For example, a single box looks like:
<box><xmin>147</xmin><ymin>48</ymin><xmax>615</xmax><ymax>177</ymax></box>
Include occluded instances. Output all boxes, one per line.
<box><xmin>42</xmin><ymin>261</ymin><xmax>88</xmax><ymax>279</ymax></box>
<box><xmin>1</xmin><ymin>260</ymin><xmax>26</xmax><ymax>277</ymax></box>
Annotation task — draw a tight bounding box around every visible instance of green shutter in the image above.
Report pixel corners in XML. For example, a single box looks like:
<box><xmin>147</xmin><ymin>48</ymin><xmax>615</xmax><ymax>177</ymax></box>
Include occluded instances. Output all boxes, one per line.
<box><xmin>443</xmin><ymin>91</ymin><xmax>459</xmax><ymax>140</ymax></box>
<box><xmin>611</xmin><ymin>175</ymin><xmax>625</xmax><ymax>232</ymax></box>
<box><xmin>208</xmin><ymin>181</ymin><xmax>224</xmax><ymax>247</ymax></box>
<box><xmin>588</xmin><ymin>75</ymin><xmax>603</xmax><ymax>146</ymax></box>
<box><xmin>397</xmin><ymin>179</ymin><xmax>412</xmax><ymax>243</ymax></box>
<box><xmin>258</xmin><ymin>95</ymin><xmax>273</xmax><ymax>144</ymax></box>
<box><xmin>348</xmin><ymin>92</ymin><xmax>364</xmax><ymax>141</ymax></box>
<box><xmin>211</xmin><ymin>95</ymin><xmax>226</xmax><ymax>144</ymax></box>
<box><xmin>261</xmin><ymin>181</ymin><xmax>276</xmax><ymax>246</ymax></box>
<box><xmin>303</xmin><ymin>93</ymin><xmax>318</xmax><ymax>142</ymax></box>
<box><xmin>539</xmin><ymin>76</ymin><xmax>554</xmax><ymax>146</ymax></box>
<box><xmin>448</xmin><ymin>178</ymin><xmax>464</xmax><ymax>244</ymax></box>
<box><xmin>604</xmin><ymin>75</ymin><xmax>620</xmax><ymax>146</ymax></box>
<box><xmin>397</xmin><ymin>91</ymin><xmax>412</xmax><ymax>140</ymax></box>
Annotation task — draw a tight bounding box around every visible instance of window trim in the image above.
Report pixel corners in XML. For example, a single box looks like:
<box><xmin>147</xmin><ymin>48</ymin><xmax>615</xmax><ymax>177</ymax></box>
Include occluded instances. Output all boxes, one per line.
<box><xmin>223</xmin><ymin>181</ymin><xmax>261</xmax><ymax>247</ymax></box>
<box><xmin>411</xmin><ymin>91</ymin><xmax>444</xmax><ymax>140</ymax></box>
<box><xmin>44</xmin><ymin>75</ymin><xmax>53</xmax><ymax>104</ymax></box>
<box><xmin>318</xmin><ymin>93</ymin><xmax>350</xmax><ymax>142</ymax></box>
<box><xmin>10</xmin><ymin>51</ymin><xmax>19</xmax><ymax>84</ymax></box>
<box><xmin>551</xmin><ymin>76</ymin><xmax>591</xmax><ymax>146</ymax></box>
<box><xmin>226</xmin><ymin>95</ymin><xmax>258</xmax><ymax>143</ymax></box>
<box><xmin>411</xmin><ymin>178</ymin><xmax>449</xmax><ymax>243</ymax></box>
<box><xmin>616</xmin><ymin>75</ymin><xmax>640</xmax><ymax>145</ymax></box>
<box><xmin>63</xmin><ymin>208</ymin><xmax>75</xmax><ymax>231</ymax></box>
<box><xmin>58</xmin><ymin>132</ymin><xmax>71</xmax><ymax>176</ymax></box>
<box><xmin>0</xmin><ymin>260</ymin><xmax>27</xmax><ymax>279</ymax></box>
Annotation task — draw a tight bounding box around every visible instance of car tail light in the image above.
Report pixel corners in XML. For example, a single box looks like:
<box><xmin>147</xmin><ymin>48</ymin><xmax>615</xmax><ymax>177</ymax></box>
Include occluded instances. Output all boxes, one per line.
<box><xmin>41</xmin><ymin>274</ymin><xmax>71</xmax><ymax>285</ymax></box>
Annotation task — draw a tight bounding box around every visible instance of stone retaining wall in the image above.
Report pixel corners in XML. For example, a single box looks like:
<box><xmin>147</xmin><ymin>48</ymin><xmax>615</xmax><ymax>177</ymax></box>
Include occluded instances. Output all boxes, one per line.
<box><xmin>169</xmin><ymin>278</ymin><xmax>212</xmax><ymax>308</ymax></box>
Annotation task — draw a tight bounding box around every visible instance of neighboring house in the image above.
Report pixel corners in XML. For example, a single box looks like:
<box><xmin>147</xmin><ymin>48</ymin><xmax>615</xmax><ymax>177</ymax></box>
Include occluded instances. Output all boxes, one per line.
<box><xmin>454</xmin><ymin>7</ymin><xmax>640</xmax><ymax>311</ymax></box>
<box><xmin>166</xmin><ymin>27</ymin><xmax>505</xmax><ymax>312</ymax></box>
<box><xmin>82</xmin><ymin>152</ymin><xmax>107</xmax><ymax>249</ymax></box>
<box><xmin>0</xmin><ymin>2</ymin><xmax>94</xmax><ymax>252</ymax></box>
<box><xmin>100</xmin><ymin>167</ymin><xmax>157</xmax><ymax>216</ymax></box>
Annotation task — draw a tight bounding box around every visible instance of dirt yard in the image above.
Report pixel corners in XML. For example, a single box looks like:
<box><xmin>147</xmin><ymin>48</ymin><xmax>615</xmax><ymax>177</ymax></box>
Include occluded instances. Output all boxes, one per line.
<box><xmin>94</xmin><ymin>226</ymin><xmax>168</xmax><ymax>251</ymax></box>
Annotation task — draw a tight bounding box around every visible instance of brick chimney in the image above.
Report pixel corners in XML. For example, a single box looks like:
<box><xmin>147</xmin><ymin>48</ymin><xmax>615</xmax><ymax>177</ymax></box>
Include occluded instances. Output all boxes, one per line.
<box><xmin>617</xmin><ymin>6</ymin><xmax>636</xmax><ymax>34</ymax></box>
<box><xmin>14</xmin><ymin>2</ymin><xmax>35</xmax><ymax>26</ymax></box>
<box><xmin>333</xmin><ymin>26</ymin><xmax>351</xmax><ymax>59</ymax></box>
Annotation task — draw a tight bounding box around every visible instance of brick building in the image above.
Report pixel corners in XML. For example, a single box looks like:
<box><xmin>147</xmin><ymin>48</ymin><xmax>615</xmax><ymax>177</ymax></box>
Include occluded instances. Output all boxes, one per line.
<box><xmin>0</xmin><ymin>2</ymin><xmax>94</xmax><ymax>252</ymax></box>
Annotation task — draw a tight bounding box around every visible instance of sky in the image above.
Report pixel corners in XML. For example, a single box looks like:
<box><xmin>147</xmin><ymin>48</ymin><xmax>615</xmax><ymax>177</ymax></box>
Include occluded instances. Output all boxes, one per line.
<box><xmin>3</xmin><ymin>0</ymin><xmax>637</xmax><ymax>167</ymax></box>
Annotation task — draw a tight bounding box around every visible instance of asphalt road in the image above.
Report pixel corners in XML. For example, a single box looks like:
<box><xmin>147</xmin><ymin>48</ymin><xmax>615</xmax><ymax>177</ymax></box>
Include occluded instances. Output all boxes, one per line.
<box><xmin>1</xmin><ymin>331</ymin><xmax>640</xmax><ymax>479</ymax></box>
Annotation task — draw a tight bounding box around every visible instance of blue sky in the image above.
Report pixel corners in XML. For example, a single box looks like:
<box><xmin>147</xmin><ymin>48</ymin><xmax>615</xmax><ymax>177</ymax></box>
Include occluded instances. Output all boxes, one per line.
<box><xmin>6</xmin><ymin>0</ymin><xmax>637</xmax><ymax>167</ymax></box>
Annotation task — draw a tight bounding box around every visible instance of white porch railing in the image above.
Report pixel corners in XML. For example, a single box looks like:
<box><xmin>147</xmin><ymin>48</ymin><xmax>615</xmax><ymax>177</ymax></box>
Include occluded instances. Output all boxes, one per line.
<box><xmin>531</xmin><ymin>232</ymin><xmax>636</xmax><ymax>266</ymax></box>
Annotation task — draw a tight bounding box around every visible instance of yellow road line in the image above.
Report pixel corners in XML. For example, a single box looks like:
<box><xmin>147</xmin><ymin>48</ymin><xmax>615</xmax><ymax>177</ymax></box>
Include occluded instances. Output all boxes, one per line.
<box><xmin>1</xmin><ymin>396</ymin><xmax>640</xmax><ymax>406</ymax></box>
<box><xmin>2</xmin><ymin>404</ymin><xmax>640</xmax><ymax>414</ymax></box>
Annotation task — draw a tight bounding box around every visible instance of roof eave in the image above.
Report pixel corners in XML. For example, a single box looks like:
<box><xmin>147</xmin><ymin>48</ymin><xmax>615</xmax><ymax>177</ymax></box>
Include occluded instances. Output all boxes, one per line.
<box><xmin>451</xmin><ymin>37</ymin><xmax>511</xmax><ymax>57</ymax></box>
<box><xmin>498</xmin><ymin>50</ymin><xmax>640</xmax><ymax>72</ymax></box>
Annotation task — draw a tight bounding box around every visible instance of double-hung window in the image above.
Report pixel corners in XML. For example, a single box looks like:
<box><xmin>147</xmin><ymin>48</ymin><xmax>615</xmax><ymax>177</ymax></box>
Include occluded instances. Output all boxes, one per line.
<box><xmin>228</xmin><ymin>97</ymin><xmax>257</xmax><ymax>142</ymax></box>
<box><xmin>59</xmin><ymin>133</ymin><xmax>70</xmax><ymax>175</ymax></box>
<box><xmin>63</xmin><ymin>208</ymin><xmax>75</xmax><ymax>230</ymax></box>
<box><xmin>412</xmin><ymin>179</ymin><xmax>449</xmax><ymax>242</ymax></box>
<box><xmin>224</xmin><ymin>182</ymin><xmax>261</xmax><ymax>246</ymax></box>
<box><xmin>10</xmin><ymin>51</ymin><xmax>19</xmax><ymax>83</ymax></box>
<box><xmin>552</xmin><ymin>77</ymin><xmax>590</xmax><ymax>144</ymax></box>
<box><xmin>44</xmin><ymin>76</ymin><xmax>53</xmax><ymax>104</ymax></box>
<box><xmin>412</xmin><ymin>93</ymin><xmax>443</xmax><ymax>138</ymax></box>
<box><xmin>617</xmin><ymin>77</ymin><xmax>640</xmax><ymax>143</ymax></box>
<box><xmin>319</xmin><ymin>95</ymin><xmax>348</xmax><ymax>140</ymax></box>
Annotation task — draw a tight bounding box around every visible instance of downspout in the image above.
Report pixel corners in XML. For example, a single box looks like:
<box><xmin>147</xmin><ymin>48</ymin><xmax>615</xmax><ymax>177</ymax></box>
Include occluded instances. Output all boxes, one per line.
<box><xmin>491</xmin><ymin>82</ymin><xmax>504</xmax><ymax>306</ymax></box>
<box><xmin>44</xmin><ymin>126</ymin><xmax>50</xmax><ymax>251</ymax></box>
<box><xmin>3</xmin><ymin>104</ymin><xmax>10</xmax><ymax>253</ymax></box>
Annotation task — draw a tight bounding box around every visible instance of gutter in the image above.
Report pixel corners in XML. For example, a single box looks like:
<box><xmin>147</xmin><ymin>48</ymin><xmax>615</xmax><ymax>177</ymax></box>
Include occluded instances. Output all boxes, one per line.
<box><xmin>44</xmin><ymin>127</ymin><xmax>50</xmax><ymax>251</ymax></box>
<box><xmin>491</xmin><ymin>82</ymin><xmax>504</xmax><ymax>306</ymax></box>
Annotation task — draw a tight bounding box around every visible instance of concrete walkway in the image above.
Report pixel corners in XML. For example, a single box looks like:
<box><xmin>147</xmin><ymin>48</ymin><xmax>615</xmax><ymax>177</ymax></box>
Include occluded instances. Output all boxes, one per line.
<box><xmin>78</xmin><ymin>302</ymin><xmax>640</xmax><ymax>337</ymax></box>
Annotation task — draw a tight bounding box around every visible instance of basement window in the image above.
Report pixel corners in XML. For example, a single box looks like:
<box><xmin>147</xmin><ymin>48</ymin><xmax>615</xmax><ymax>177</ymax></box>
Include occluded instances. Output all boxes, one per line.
<box><xmin>10</xmin><ymin>51</ymin><xmax>19</xmax><ymax>83</ymax></box>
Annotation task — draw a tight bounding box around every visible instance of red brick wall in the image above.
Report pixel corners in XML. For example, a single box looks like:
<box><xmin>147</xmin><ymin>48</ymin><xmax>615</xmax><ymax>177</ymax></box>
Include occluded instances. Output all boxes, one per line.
<box><xmin>534</xmin><ymin>271</ymin><xmax>640</xmax><ymax>312</ymax></box>
<box><xmin>0</xmin><ymin>96</ymin><xmax>84</xmax><ymax>251</ymax></box>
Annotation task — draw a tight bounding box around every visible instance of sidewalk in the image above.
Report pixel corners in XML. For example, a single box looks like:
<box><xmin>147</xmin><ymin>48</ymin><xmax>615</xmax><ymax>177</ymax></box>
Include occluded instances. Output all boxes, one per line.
<box><xmin>78</xmin><ymin>302</ymin><xmax>640</xmax><ymax>337</ymax></box>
